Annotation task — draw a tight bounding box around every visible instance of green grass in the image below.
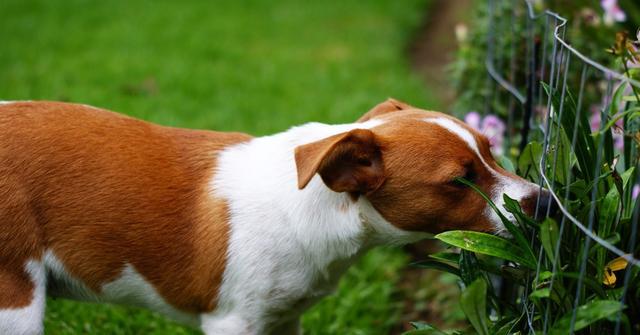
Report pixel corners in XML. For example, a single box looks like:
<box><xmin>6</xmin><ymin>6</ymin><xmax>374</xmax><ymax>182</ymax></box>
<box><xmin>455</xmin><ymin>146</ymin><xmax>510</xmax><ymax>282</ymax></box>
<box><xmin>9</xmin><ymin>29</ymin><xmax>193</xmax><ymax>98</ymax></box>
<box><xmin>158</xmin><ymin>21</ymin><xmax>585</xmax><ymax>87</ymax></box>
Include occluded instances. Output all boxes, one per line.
<box><xmin>0</xmin><ymin>0</ymin><xmax>438</xmax><ymax>333</ymax></box>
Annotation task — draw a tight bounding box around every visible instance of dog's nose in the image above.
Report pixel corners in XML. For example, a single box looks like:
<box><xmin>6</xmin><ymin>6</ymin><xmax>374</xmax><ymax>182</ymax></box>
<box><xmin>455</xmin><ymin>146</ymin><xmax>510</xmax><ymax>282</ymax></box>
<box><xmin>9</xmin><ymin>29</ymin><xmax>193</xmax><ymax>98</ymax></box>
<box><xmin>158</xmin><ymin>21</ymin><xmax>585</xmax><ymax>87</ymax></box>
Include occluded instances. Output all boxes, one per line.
<box><xmin>520</xmin><ymin>189</ymin><xmax>559</xmax><ymax>220</ymax></box>
<box><xmin>533</xmin><ymin>190</ymin><xmax>559</xmax><ymax>219</ymax></box>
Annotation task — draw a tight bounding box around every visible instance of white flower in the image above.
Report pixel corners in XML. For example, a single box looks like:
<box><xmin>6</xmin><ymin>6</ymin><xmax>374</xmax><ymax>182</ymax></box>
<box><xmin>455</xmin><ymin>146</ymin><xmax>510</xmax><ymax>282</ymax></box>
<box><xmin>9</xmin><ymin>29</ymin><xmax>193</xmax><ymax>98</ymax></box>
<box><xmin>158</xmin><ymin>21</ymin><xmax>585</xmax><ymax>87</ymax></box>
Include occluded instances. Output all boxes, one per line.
<box><xmin>455</xmin><ymin>23</ymin><xmax>468</xmax><ymax>44</ymax></box>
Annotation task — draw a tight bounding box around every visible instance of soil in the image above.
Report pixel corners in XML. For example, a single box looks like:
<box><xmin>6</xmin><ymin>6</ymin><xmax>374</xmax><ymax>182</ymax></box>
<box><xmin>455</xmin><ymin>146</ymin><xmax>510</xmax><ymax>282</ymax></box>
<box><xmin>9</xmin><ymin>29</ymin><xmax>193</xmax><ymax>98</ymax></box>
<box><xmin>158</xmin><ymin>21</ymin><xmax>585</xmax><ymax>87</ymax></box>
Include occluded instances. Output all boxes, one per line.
<box><xmin>392</xmin><ymin>1</ymin><xmax>474</xmax><ymax>333</ymax></box>
<box><xmin>407</xmin><ymin>0</ymin><xmax>472</xmax><ymax>107</ymax></box>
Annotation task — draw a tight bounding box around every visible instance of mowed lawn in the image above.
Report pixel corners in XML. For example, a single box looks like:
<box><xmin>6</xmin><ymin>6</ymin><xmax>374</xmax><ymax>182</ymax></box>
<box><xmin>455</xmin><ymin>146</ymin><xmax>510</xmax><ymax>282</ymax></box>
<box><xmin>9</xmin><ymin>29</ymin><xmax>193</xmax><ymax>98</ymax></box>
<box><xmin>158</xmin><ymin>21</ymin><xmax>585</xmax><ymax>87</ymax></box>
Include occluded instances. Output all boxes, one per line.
<box><xmin>0</xmin><ymin>0</ymin><xmax>438</xmax><ymax>334</ymax></box>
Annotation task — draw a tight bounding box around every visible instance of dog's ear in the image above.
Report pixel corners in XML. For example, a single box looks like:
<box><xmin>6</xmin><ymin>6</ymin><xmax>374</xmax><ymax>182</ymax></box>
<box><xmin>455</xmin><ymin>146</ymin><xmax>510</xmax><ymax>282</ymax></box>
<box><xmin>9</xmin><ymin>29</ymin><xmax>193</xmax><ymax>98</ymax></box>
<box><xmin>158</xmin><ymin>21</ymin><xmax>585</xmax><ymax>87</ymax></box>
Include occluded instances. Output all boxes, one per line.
<box><xmin>294</xmin><ymin>128</ymin><xmax>385</xmax><ymax>194</ymax></box>
<box><xmin>357</xmin><ymin>98</ymin><xmax>415</xmax><ymax>122</ymax></box>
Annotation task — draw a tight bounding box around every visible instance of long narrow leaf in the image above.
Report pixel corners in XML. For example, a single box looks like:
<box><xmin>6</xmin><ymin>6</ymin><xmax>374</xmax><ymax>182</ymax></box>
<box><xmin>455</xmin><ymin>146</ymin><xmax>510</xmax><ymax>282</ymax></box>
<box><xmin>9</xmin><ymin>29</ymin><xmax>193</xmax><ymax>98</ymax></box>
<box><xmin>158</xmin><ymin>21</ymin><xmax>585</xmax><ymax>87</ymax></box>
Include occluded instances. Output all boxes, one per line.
<box><xmin>411</xmin><ymin>260</ymin><xmax>461</xmax><ymax>277</ymax></box>
<box><xmin>436</xmin><ymin>231</ymin><xmax>537</xmax><ymax>269</ymax></box>
<box><xmin>460</xmin><ymin>279</ymin><xmax>490</xmax><ymax>335</ymax></box>
<box><xmin>455</xmin><ymin>177</ymin><xmax>535</xmax><ymax>260</ymax></box>
<box><xmin>548</xmin><ymin>300</ymin><xmax>623</xmax><ymax>335</ymax></box>
<box><xmin>539</xmin><ymin>218</ymin><xmax>559</xmax><ymax>262</ymax></box>
<box><xmin>543</xmin><ymin>82</ymin><xmax>595</xmax><ymax>180</ymax></box>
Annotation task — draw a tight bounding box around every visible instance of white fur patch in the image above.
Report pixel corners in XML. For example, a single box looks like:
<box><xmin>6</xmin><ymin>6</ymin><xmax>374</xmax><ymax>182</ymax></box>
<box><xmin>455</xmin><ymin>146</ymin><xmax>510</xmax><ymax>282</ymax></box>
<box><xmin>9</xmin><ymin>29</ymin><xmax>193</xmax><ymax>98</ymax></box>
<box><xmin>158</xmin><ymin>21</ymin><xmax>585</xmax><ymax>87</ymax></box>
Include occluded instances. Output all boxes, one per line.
<box><xmin>44</xmin><ymin>250</ymin><xmax>97</xmax><ymax>301</ymax></box>
<box><xmin>424</xmin><ymin>117</ymin><xmax>537</xmax><ymax>232</ymax></box>
<box><xmin>0</xmin><ymin>260</ymin><xmax>46</xmax><ymax>335</ymax></box>
<box><xmin>203</xmin><ymin>119</ymin><xmax>425</xmax><ymax>333</ymax></box>
<box><xmin>424</xmin><ymin>118</ymin><xmax>484</xmax><ymax>158</ymax></box>
<box><xmin>101</xmin><ymin>265</ymin><xmax>197</xmax><ymax>326</ymax></box>
<box><xmin>44</xmin><ymin>251</ymin><xmax>198</xmax><ymax>327</ymax></box>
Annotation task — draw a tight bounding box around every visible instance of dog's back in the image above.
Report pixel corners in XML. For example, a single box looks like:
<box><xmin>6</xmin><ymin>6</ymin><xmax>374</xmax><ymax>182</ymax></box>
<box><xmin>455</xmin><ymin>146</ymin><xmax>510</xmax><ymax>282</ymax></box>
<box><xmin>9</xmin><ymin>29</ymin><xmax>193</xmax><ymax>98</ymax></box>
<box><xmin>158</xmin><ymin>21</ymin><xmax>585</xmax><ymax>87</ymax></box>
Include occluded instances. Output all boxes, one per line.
<box><xmin>0</xmin><ymin>102</ymin><xmax>250</xmax><ymax>329</ymax></box>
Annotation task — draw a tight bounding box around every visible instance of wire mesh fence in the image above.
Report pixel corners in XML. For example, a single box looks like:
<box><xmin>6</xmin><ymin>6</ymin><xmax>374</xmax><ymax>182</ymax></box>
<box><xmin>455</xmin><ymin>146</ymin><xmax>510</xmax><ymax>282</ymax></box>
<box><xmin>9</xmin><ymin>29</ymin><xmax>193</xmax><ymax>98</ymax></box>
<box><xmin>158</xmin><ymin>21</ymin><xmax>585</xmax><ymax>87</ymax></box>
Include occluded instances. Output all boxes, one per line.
<box><xmin>484</xmin><ymin>0</ymin><xmax>640</xmax><ymax>334</ymax></box>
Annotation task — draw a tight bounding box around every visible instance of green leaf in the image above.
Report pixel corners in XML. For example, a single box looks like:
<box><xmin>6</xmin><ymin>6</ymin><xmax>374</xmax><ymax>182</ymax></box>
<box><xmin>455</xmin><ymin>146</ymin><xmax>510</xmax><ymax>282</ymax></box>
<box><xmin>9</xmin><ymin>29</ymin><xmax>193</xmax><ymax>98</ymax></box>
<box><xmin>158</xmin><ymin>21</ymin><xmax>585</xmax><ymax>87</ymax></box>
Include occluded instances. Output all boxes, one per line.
<box><xmin>550</xmin><ymin>127</ymin><xmax>573</xmax><ymax>185</ymax></box>
<box><xmin>620</xmin><ymin>166</ymin><xmax>636</xmax><ymax>190</ymax></box>
<box><xmin>601</xmin><ymin>81</ymin><xmax>628</xmax><ymax>164</ymax></box>
<box><xmin>517</xmin><ymin>141</ymin><xmax>543</xmax><ymax>181</ymax></box>
<box><xmin>538</xmin><ymin>270</ymin><xmax>553</xmax><ymax>281</ymax></box>
<box><xmin>435</xmin><ymin>231</ymin><xmax>537</xmax><ymax>269</ymax></box>
<box><xmin>492</xmin><ymin>318</ymin><xmax>520</xmax><ymax>335</ymax></box>
<box><xmin>548</xmin><ymin>300</ymin><xmax>624</xmax><ymax>335</ymax></box>
<box><xmin>459</xmin><ymin>250</ymin><xmax>481</xmax><ymax>286</ymax></box>
<box><xmin>598</xmin><ymin>107</ymin><xmax>640</xmax><ymax>133</ymax></box>
<box><xmin>622</xmin><ymin>95</ymin><xmax>640</xmax><ymax>102</ymax></box>
<box><xmin>409</xmin><ymin>321</ymin><xmax>436</xmax><ymax>329</ymax></box>
<box><xmin>454</xmin><ymin>177</ymin><xmax>509</xmax><ymax>223</ymax></box>
<box><xmin>460</xmin><ymin>279</ymin><xmax>490</xmax><ymax>335</ymax></box>
<box><xmin>567</xmin><ymin>179</ymin><xmax>589</xmax><ymax>200</ymax></box>
<box><xmin>539</xmin><ymin>218</ymin><xmax>559</xmax><ymax>262</ymax></box>
<box><xmin>500</xmin><ymin>265</ymin><xmax>528</xmax><ymax>282</ymax></box>
<box><xmin>411</xmin><ymin>260</ymin><xmax>460</xmax><ymax>277</ymax></box>
<box><xmin>402</xmin><ymin>329</ymin><xmax>448</xmax><ymax>335</ymax></box>
<box><xmin>428</xmin><ymin>252</ymin><xmax>460</xmax><ymax>264</ymax></box>
<box><xmin>503</xmin><ymin>194</ymin><xmax>537</xmax><ymax>228</ymax></box>
<box><xmin>498</xmin><ymin>155</ymin><xmax>516</xmax><ymax>173</ymax></box>
<box><xmin>455</xmin><ymin>178</ymin><xmax>535</xmax><ymax>261</ymax></box>
<box><xmin>529</xmin><ymin>288</ymin><xmax>550</xmax><ymax>300</ymax></box>
<box><xmin>431</xmin><ymin>252</ymin><xmax>504</xmax><ymax>276</ymax></box>
<box><xmin>543</xmin><ymin>82</ymin><xmax>595</xmax><ymax>180</ymax></box>
<box><xmin>598</xmin><ymin>187</ymin><xmax>620</xmax><ymax>239</ymax></box>
<box><xmin>620</xmin><ymin>167</ymin><xmax>637</xmax><ymax>217</ymax></box>
<box><xmin>403</xmin><ymin>322</ymin><xmax>449</xmax><ymax>335</ymax></box>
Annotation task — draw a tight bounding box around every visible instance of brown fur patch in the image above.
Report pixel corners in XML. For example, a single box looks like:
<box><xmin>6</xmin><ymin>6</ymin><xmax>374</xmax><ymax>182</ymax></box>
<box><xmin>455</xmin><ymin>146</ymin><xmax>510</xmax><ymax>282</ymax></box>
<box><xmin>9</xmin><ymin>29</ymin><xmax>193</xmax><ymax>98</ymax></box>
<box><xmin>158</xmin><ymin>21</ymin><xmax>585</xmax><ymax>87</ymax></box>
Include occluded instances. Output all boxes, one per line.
<box><xmin>357</xmin><ymin>98</ymin><xmax>417</xmax><ymax>122</ymax></box>
<box><xmin>0</xmin><ymin>267</ymin><xmax>36</xmax><ymax>308</ymax></box>
<box><xmin>0</xmin><ymin>101</ymin><xmax>250</xmax><ymax>313</ymax></box>
<box><xmin>0</xmin><ymin>163</ymin><xmax>43</xmax><ymax>308</ymax></box>
<box><xmin>300</xmin><ymin>100</ymin><xmax>534</xmax><ymax>234</ymax></box>
<box><xmin>364</xmin><ymin>112</ymin><xmax>507</xmax><ymax>234</ymax></box>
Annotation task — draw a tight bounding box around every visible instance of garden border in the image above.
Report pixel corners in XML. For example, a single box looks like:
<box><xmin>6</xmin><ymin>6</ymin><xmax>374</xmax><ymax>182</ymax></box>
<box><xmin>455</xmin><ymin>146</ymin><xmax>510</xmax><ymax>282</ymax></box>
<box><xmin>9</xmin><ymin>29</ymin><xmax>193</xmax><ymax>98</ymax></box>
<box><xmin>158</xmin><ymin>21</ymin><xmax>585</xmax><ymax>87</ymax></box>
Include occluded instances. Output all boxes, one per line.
<box><xmin>484</xmin><ymin>1</ymin><xmax>640</xmax><ymax>334</ymax></box>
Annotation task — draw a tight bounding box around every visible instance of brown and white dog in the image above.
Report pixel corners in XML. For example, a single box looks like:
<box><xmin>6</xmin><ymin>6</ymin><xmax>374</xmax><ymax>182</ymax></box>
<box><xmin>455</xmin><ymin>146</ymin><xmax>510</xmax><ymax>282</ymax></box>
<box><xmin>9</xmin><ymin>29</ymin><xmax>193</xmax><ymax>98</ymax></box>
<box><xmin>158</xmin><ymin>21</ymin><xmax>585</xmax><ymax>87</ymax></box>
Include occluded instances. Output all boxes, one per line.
<box><xmin>0</xmin><ymin>99</ymin><xmax>552</xmax><ymax>334</ymax></box>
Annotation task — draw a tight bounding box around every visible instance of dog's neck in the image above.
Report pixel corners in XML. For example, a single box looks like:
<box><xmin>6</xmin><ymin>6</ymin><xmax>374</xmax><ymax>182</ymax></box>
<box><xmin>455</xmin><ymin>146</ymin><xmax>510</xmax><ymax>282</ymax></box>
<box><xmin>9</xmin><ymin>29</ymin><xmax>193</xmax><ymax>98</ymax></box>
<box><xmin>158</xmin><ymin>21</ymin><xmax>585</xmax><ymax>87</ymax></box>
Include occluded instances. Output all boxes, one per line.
<box><xmin>212</xmin><ymin>120</ymin><xmax>427</xmax><ymax>278</ymax></box>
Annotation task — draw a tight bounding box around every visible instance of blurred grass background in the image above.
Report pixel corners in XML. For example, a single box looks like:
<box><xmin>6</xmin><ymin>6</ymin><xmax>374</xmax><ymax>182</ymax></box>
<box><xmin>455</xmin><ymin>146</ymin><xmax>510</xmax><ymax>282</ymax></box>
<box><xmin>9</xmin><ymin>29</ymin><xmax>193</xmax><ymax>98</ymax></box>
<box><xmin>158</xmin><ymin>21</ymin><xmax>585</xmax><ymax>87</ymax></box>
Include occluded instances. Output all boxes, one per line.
<box><xmin>0</xmin><ymin>0</ymin><xmax>442</xmax><ymax>333</ymax></box>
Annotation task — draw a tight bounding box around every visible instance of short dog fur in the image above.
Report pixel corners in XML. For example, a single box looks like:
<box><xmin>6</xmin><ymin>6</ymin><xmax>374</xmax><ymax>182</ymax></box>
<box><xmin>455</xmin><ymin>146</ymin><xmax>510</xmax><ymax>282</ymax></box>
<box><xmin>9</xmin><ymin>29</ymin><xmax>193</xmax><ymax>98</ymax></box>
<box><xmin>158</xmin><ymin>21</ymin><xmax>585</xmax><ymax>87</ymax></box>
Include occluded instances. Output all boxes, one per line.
<box><xmin>0</xmin><ymin>99</ymin><xmax>551</xmax><ymax>334</ymax></box>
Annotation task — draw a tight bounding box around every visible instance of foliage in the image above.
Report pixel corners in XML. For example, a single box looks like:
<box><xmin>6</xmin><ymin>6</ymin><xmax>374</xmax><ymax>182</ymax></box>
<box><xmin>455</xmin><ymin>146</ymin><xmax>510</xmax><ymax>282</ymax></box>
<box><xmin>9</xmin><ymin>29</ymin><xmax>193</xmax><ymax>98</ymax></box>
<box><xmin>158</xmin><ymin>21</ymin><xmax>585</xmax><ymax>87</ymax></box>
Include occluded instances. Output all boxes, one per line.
<box><xmin>450</xmin><ymin>0</ymin><xmax>640</xmax><ymax>154</ymax></box>
<box><xmin>411</xmin><ymin>58</ymin><xmax>640</xmax><ymax>335</ymax></box>
<box><xmin>409</xmin><ymin>1</ymin><xmax>640</xmax><ymax>334</ymax></box>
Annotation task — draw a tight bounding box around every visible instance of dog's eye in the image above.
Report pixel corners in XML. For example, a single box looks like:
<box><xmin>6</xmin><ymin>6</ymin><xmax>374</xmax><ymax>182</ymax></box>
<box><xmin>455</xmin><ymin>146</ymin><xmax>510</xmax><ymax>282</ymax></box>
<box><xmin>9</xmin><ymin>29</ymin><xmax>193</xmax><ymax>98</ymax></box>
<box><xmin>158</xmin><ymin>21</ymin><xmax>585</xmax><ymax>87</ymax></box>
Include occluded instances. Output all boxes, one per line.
<box><xmin>451</xmin><ymin>169</ymin><xmax>476</xmax><ymax>187</ymax></box>
<box><xmin>463</xmin><ymin>169</ymin><xmax>476</xmax><ymax>182</ymax></box>
<box><xmin>356</xmin><ymin>157</ymin><xmax>372</xmax><ymax>166</ymax></box>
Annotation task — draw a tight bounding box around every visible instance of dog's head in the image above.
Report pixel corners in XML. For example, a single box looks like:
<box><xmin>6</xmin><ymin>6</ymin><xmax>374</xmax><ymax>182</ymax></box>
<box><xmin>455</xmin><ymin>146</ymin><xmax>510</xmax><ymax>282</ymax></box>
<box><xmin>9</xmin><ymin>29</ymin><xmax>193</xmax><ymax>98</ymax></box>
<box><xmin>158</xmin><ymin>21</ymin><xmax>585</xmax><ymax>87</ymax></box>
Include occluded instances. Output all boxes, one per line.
<box><xmin>294</xmin><ymin>98</ymin><xmax>555</xmax><ymax>236</ymax></box>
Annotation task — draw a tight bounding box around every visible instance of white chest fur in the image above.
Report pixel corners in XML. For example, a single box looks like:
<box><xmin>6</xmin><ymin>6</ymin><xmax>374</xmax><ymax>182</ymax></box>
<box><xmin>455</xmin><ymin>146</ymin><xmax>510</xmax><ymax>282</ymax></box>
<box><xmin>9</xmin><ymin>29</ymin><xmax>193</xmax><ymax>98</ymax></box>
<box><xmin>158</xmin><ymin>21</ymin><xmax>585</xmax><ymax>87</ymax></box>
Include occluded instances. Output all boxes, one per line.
<box><xmin>203</xmin><ymin>121</ymin><xmax>424</xmax><ymax>334</ymax></box>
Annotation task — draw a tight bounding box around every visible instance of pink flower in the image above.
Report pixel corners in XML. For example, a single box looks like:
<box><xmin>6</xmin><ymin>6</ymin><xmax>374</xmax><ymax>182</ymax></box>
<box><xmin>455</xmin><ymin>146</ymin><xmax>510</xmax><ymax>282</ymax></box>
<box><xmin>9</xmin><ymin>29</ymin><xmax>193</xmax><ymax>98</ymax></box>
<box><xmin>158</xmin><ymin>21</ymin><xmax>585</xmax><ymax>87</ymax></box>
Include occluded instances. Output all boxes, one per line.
<box><xmin>633</xmin><ymin>184</ymin><xmax>639</xmax><ymax>200</ymax></box>
<box><xmin>482</xmin><ymin>115</ymin><xmax>506</xmax><ymax>148</ymax></box>
<box><xmin>590</xmin><ymin>105</ymin><xmax>602</xmax><ymax>131</ymax></box>
<box><xmin>601</xmin><ymin>0</ymin><xmax>626</xmax><ymax>25</ymax></box>
<box><xmin>464</xmin><ymin>111</ymin><xmax>481</xmax><ymax>129</ymax></box>
<box><xmin>464</xmin><ymin>112</ymin><xmax>505</xmax><ymax>156</ymax></box>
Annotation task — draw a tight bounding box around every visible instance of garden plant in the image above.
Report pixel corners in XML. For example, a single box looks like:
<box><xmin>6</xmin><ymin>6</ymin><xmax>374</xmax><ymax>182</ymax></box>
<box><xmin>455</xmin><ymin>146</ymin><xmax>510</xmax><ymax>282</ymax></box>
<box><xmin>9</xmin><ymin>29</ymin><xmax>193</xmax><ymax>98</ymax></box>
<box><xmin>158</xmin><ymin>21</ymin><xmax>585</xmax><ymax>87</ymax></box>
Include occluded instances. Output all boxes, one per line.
<box><xmin>409</xmin><ymin>1</ymin><xmax>640</xmax><ymax>334</ymax></box>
